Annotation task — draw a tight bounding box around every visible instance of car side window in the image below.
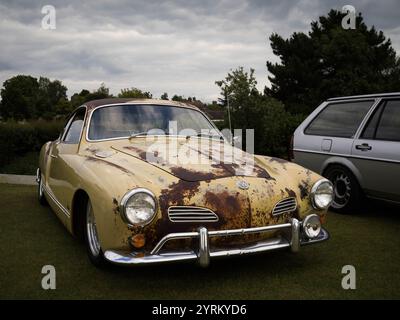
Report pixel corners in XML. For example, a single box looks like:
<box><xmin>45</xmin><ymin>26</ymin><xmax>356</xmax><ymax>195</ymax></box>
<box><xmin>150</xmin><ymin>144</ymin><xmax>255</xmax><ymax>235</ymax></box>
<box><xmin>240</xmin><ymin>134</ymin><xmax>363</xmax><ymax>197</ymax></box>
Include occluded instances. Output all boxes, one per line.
<box><xmin>375</xmin><ymin>100</ymin><xmax>400</xmax><ymax>142</ymax></box>
<box><xmin>305</xmin><ymin>100</ymin><xmax>374</xmax><ymax>138</ymax></box>
<box><xmin>361</xmin><ymin>103</ymin><xmax>384</xmax><ymax>139</ymax></box>
<box><xmin>63</xmin><ymin>108</ymin><xmax>86</xmax><ymax>144</ymax></box>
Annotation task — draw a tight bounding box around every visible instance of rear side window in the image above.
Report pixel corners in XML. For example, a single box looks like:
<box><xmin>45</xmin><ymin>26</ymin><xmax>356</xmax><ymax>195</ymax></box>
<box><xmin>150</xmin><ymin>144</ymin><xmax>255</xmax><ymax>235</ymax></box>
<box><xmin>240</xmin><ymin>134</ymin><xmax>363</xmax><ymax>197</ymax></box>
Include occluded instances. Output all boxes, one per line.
<box><xmin>305</xmin><ymin>100</ymin><xmax>373</xmax><ymax>138</ymax></box>
<box><xmin>375</xmin><ymin>100</ymin><xmax>400</xmax><ymax>141</ymax></box>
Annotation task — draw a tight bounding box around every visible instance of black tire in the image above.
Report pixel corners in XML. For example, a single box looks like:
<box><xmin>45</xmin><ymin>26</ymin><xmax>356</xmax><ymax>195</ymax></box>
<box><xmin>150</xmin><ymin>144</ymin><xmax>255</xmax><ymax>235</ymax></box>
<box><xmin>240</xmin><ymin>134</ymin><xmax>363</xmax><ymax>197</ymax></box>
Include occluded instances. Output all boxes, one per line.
<box><xmin>84</xmin><ymin>199</ymin><xmax>107</xmax><ymax>267</ymax></box>
<box><xmin>324</xmin><ymin>165</ymin><xmax>362</xmax><ymax>214</ymax></box>
<box><xmin>37</xmin><ymin>170</ymin><xmax>48</xmax><ymax>206</ymax></box>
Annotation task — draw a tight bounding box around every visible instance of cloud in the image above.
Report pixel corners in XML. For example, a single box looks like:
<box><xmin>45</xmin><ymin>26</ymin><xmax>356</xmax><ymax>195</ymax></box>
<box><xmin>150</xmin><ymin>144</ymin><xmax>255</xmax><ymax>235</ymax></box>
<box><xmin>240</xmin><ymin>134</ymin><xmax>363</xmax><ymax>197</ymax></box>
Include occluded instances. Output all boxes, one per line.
<box><xmin>0</xmin><ymin>0</ymin><xmax>399</xmax><ymax>102</ymax></box>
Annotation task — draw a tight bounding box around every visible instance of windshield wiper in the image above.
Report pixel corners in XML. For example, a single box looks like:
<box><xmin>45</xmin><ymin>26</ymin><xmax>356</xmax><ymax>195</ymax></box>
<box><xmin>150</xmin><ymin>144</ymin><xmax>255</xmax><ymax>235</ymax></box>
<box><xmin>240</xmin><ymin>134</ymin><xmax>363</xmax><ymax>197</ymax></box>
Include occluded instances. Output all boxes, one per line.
<box><xmin>129</xmin><ymin>131</ymin><xmax>150</xmax><ymax>138</ymax></box>
<box><xmin>187</xmin><ymin>133</ymin><xmax>224</xmax><ymax>140</ymax></box>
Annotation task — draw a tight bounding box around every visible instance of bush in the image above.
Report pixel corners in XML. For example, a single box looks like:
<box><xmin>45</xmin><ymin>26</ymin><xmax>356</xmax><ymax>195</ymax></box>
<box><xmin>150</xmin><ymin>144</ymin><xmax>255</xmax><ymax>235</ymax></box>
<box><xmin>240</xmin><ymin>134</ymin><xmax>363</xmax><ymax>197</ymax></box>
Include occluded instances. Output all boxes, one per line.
<box><xmin>0</xmin><ymin>120</ymin><xmax>64</xmax><ymax>168</ymax></box>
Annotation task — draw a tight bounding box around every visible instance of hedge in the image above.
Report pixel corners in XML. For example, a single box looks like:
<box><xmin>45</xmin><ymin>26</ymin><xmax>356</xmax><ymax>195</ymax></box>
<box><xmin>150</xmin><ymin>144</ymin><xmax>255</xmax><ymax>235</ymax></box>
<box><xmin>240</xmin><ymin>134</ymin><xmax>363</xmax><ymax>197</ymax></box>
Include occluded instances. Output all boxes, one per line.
<box><xmin>0</xmin><ymin>120</ymin><xmax>64</xmax><ymax>167</ymax></box>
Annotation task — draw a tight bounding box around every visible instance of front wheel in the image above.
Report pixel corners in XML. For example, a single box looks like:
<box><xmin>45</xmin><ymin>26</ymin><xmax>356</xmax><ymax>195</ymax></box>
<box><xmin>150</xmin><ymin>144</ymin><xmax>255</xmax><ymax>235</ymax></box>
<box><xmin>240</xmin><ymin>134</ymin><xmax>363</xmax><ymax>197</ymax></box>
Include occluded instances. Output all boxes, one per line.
<box><xmin>324</xmin><ymin>165</ymin><xmax>362</xmax><ymax>214</ymax></box>
<box><xmin>37</xmin><ymin>169</ymin><xmax>48</xmax><ymax>206</ymax></box>
<box><xmin>84</xmin><ymin>200</ymin><xmax>106</xmax><ymax>267</ymax></box>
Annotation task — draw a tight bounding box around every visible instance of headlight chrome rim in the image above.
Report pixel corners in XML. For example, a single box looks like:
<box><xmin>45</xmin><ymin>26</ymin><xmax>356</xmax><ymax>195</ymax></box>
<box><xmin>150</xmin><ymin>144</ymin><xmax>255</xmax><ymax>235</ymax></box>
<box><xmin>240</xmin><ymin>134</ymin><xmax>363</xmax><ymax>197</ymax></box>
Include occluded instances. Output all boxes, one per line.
<box><xmin>120</xmin><ymin>188</ymin><xmax>157</xmax><ymax>226</ymax></box>
<box><xmin>310</xmin><ymin>179</ymin><xmax>333</xmax><ymax>210</ymax></box>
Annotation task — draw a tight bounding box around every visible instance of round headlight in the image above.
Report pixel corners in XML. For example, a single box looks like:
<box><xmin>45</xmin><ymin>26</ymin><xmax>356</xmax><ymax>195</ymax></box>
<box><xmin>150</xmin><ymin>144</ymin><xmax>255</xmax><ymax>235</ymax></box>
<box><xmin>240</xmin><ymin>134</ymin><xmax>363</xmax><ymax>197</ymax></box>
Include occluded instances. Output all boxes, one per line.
<box><xmin>302</xmin><ymin>214</ymin><xmax>321</xmax><ymax>239</ymax></box>
<box><xmin>120</xmin><ymin>188</ymin><xmax>157</xmax><ymax>226</ymax></box>
<box><xmin>311</xmin><ymin>179</ymin><xmax>333</xmax><ymax>210</ymax></box>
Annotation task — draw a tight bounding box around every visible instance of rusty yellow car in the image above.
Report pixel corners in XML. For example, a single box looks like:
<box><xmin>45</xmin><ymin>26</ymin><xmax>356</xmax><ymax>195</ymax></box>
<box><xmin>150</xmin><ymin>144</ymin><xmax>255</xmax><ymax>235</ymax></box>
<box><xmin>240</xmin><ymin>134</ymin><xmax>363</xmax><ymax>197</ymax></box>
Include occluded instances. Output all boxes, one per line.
<box><xmin>37</xmin><ymin>98</ymin><xmax>333</xmax><ymax>267</ymax></box>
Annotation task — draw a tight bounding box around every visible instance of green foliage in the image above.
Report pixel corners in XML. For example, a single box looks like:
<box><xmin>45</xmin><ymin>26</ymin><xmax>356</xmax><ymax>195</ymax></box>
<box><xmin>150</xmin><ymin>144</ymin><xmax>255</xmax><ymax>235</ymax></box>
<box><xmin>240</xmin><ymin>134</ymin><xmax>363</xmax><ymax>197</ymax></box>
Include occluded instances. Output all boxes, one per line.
<box><xmin>171</xmin><ymin>94</ymin><xmax>184</xmax><ymax>102</ymax></box>
<box><xmin>0</xmin><ymin>75</ymin><xmax>68</xmax><ymax>120</ymax></box>
<box><xmin>216</xmin><ymin>67</ymin><xmax>302</xmax><ymax>158</ymax></box>
<box><xmin>70</xmin><ymin>84</ymin><xmax>113</xmax><ymax>109</ymax></box>
<box><xmin>118</xmin><ymin>87</ymin><xmax>152</xmax><ymax>99</ymax></box>
<box><xmin>0</xmin><ymin>120</ymin><xmax>64</xmax><ymax>168</ymax></box>
<box><xmin>160</xmin><ymin>92</ymin><xmax>169</xmax><ymax>100</ymax></box>
<box><xmin>266</xmin><ymin>9</ymin><xmax>400</xmax><ymax>114</ymax></box>
<box><xmin>0</xmin><ymin>75</ymin><xmax>39</xmax><ymax>120</ymax></box>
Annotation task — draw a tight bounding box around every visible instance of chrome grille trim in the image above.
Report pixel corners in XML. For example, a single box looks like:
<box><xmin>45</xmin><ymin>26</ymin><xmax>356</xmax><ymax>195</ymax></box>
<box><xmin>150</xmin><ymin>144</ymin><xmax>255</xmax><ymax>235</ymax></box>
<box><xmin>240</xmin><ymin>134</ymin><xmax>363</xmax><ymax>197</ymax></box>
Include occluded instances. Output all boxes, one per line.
<box><xmin>168</xmin><ymin>206</ymin><xmax>219</xmax><ymax>223</ymax></box>
<box><xmin>272</xmin><ymin>197</ymin><xmax>297</xmax><ymax>216</ymax></box>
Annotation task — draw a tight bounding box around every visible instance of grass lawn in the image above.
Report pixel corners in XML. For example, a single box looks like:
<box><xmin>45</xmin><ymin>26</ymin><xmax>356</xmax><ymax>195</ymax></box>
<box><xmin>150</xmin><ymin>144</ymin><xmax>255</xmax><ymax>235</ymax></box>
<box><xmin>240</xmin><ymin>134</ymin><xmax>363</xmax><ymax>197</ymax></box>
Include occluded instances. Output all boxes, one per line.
<box><xmin>1</xmin><ymin>184</ymin><xmax>399</xmax><ymax>299</ymax></box>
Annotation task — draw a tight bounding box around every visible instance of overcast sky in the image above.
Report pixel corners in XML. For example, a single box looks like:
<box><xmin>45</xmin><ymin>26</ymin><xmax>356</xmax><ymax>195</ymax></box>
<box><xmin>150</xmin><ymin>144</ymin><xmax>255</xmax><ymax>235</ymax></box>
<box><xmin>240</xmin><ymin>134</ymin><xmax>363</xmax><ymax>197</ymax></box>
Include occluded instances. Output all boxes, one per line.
<box><xmin>0</xmin><ymin>0</ymin><xmax>399</xmax><ymax>102</ymax></box>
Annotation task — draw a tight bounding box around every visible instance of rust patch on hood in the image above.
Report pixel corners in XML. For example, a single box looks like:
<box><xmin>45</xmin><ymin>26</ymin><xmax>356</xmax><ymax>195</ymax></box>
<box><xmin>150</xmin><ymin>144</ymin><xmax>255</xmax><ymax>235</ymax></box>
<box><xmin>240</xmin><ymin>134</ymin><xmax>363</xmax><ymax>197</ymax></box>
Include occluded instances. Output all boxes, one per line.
<box><xmin>113</xmin><ymin>141</ymin><xmax>274</xmax><ymax>182</ymax></box>
<box><xmin>285</xmin><ymin>188</ymin><xmax>296</xmax><ymax>198</ymax></box>
<box><xmin>169</xmin><ymin>167</ymin><xmax>215</xmax><ymax>182</ymax></box>
<box><xmin>85</xmin><ymin>156</ymin><xmax>134</xmax><ymax>176</ymax></box>
<box><xmin>298</xmin><ymin>181</ymin><xmax>309</xmax><ymax>200</ymax></box>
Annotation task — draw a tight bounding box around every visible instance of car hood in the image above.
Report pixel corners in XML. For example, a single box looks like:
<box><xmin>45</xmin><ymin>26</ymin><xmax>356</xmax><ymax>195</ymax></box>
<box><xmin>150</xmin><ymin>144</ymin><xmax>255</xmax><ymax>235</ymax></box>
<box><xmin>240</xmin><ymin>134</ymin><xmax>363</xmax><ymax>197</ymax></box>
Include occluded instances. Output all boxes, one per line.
<box><xmin>111</xmin><ymin>138</ymin><xmax>275</xmax><ymax>182</ymax></box>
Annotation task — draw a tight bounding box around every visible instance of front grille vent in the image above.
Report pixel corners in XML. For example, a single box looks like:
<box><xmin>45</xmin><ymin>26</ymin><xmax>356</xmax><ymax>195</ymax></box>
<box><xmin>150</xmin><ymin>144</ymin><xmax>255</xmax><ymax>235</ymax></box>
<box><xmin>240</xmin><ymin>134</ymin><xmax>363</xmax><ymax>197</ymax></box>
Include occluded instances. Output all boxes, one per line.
<box><xmin>272</xmin><ymin>197</ymin><xmax>297</xmax><ymax>216</ymax></box>
<box><xmin>168</xmin><ymin>206</ymin><xmax>219</xmax><ymax>223</ymax></box>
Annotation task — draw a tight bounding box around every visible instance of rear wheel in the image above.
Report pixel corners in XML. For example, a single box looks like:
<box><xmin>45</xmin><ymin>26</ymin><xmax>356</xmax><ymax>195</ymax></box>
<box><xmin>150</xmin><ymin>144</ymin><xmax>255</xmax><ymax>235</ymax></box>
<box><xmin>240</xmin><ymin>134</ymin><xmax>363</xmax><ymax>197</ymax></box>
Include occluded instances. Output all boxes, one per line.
<box><xmin>324</xmin><ymin>165</ymin><xmax>362</xmax><ymax>214</ymax></box>
<box><xmin>84</xmin><ymin>199</ymin><xmax>106</xmax><ymax>267</ymax></box>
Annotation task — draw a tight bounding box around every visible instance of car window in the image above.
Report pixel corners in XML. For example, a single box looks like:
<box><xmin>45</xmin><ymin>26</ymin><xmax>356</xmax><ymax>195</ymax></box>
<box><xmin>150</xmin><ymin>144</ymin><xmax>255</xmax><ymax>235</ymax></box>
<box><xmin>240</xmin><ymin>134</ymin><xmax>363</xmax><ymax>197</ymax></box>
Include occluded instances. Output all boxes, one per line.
<box><xmin>63</xmin><ymin>109</ymin><xmax>85</xmax><ymax>144</ymax></box>
<box><xmin>305</xmin><ymin>100</ymin><xmax>373</xmax><ymax>138</ymax></box>
<box><xmin>88</xmin><ymin>104</ymin><xmax>219</xmax><ymax>140</ymax></box>
<box><xmin>375</xmin><ymin>100</ymin><xmax>400</xmax><ymax>141</ymax></box>
<box><xmin>361</xmin><ymin>103</ymin><xmax>384</xmax><ymax>139</ymax></box>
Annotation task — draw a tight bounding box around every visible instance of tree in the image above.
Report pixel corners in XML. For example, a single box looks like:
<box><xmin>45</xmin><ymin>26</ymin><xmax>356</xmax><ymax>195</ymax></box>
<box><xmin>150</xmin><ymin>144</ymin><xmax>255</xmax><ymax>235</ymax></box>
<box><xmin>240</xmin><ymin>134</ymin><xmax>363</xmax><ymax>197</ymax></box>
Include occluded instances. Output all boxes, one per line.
<box><xmin>216</xmin><ymin>67</ymin><xmax>259</xmax><ymax>131</ymax></box>
<box><xmin>118</xmin><ymin>87</ymin><xmax>152</xmax><ymax>99</ymax></box>
<box><xmin>266</xmin><ymin>9</ymin><xmax>400</xmax><ymax>114</ymax></box>
<box><xmin>37</xmin><ymin>77</ymin><xmax>67</xmax><ymax>118</ymax></box>
<box><xmin>160</xmin><ymin>92</ymin><xmax>169</xmax><ymax>100</ymax></box>
<box><xmin>171</xmin><ymin>94</ymin><xmax>184</xmax><ymax>102</ymax></box>
<box><xmin>0</xmin><ymin>75</ymin><xmax>39</xmax><ymax>120</ymax></box>
<box><xmin>55</xmin><ymin>97</ymin><xmax>73</xmax><ymax>116</ymax></box>
<box><xmin>70</xmin><ymin>89</ymin><xmax>90</xmax><ymax>108</ymax></box>
<box><xmin>0</xmin><ymin>75</ymin><xmax>68</xmax><ymax>119</ymax></box>
<box><xmin>70</xmin><ymin>84</ymin><xmax>112</xmax><ymax>108</ymax></box>
<box><xmin>87</xmin><ymin>83</ymin><xmax>112</xmax><ymax>100</ymax></box>
<box><xmin>216</xmin><ymin>67</ymin><xmax>299</xmax><ymax>156</ymax></box>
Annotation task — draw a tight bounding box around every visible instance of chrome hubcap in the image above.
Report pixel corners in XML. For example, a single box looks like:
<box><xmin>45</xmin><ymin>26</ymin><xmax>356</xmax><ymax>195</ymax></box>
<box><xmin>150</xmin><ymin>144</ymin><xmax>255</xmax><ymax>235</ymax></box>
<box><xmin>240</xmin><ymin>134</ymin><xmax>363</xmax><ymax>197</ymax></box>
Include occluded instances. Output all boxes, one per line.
<box><xmin>86</xmin><ymin>201</ymin><xmax>101</xmax><ymax>257</ymax></box>
<box><xmin>38</xmin><ymin>177</ymin><xmax>43</xmax><ymax>198</ymax></box>
<box><xmin>332</xmin><ymin>173</ymin><xmax>351</xmax><ymax>208</ymax></box>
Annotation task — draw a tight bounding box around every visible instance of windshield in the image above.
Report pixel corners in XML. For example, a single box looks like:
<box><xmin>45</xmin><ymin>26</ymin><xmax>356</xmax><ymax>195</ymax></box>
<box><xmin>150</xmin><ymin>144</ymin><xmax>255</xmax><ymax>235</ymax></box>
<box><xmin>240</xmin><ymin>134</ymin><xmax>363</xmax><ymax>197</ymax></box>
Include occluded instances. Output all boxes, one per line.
<box><xmin>88</xmin><ymin>104</ymin><xmax>221</xmax><ymax>141</ymax></box>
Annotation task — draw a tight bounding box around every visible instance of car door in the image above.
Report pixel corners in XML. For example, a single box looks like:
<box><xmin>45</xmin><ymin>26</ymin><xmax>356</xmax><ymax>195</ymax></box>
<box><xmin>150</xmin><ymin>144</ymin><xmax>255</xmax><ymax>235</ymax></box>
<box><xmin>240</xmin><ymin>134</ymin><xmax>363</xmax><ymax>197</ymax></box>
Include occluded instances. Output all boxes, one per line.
<box><xmin>47</xmin><ymin>107</ymin><xmax>86</xmax><ymax>214</ymax></box>
<box><xmin>351</xmin><ymin>99</ymin><xmax>400</xmax><ymax>201</ymax></box>
<box><xmin>294</xmin><ymin>99</ymin><xmax>375</xmax><ymax>173</ymax></box>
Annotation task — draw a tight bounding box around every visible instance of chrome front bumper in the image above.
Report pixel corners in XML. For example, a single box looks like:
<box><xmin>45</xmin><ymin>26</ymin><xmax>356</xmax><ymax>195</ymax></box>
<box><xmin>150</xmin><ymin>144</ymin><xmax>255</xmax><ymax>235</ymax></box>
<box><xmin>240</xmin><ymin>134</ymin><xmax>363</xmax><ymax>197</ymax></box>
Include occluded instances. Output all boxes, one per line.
<box><xmin>104</xmin><ymin>218</ymin><xmax>329</xmax><ymax>267</ymax></box>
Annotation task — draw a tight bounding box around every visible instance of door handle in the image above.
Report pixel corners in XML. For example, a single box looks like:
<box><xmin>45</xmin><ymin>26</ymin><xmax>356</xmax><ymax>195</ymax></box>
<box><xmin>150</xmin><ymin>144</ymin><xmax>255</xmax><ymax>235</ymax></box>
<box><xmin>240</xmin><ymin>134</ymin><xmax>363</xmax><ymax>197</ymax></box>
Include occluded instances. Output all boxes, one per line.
<box><xmin>50</xmin><ymin>154</ymin><xmax>58</xmax><ymax>159</ymax></box>
<box><xmin>355</xmin><ymin>143</ymin><xmax>372</xmax><ymax>151</ymax></box>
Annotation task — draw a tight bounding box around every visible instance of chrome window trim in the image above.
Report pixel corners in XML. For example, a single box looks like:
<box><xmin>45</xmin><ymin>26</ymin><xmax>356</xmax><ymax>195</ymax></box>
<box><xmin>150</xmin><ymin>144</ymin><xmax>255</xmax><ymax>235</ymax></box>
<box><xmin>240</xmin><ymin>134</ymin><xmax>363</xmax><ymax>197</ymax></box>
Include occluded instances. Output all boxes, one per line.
<box><xmin>42</xmin><ymin>184</ymin><xmax>71</xmax><ymax>218</ymax></box>
<box><xmin>293</xmin><ymin>148</ymin><xmax>400</xmax><ymax>164</ymax></box>
<box><xmin>84</xmin><ymin>102</ymin><xmax>224</xmax><ymax>143</ymax></box>
<box><xmin>353</xmin><ymin>98</ymin><xmax>382</xmax><ymax>139</ymax></box>
<box><xmin>119</xmin><ymin>188</ymin><xmax>158</xmax><ymax>227</ymax></box>
<box><xmin>327</xmin><ymin>92</ymin><xmax>400</xmax><ymax>101</ymax></box>
<box><xmin>60</xmin><ymin>106</ymin><xmax>88</xmax><ymax>145</ymax></box>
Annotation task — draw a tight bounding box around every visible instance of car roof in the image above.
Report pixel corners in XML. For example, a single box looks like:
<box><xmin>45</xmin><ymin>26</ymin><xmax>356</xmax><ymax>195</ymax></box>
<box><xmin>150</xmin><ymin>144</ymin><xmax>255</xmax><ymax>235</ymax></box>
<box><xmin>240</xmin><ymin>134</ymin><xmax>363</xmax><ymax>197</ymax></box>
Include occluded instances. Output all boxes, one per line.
<box><xmin>83</xmin><ymin>98</ymin><xmax>200</xmax><ymax>111</ymax></box>
<box><xmin>327</xmin><ymin>92</ymin><xmax>400</xmax><ymax>101</ymax></box>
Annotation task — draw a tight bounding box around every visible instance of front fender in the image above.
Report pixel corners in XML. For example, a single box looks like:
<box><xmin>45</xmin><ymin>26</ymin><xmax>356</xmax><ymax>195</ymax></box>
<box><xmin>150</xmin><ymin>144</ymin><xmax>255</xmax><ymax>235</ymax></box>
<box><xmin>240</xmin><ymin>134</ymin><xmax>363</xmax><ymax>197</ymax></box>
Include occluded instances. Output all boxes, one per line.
<box><xmin>74</xmin><ymin>154</ymin><xmax>173</xmax><ymax>252</ymax></box>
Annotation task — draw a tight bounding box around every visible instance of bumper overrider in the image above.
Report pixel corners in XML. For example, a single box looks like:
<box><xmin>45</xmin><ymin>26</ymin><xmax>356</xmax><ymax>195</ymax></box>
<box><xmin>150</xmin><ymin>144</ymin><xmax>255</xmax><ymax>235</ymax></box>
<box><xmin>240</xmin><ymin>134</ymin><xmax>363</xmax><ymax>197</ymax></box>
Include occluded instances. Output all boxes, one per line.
<box><xmin>104</xmin><ymin>215</ymin><xmax>329</xmax><ymax>267</ymax></box>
